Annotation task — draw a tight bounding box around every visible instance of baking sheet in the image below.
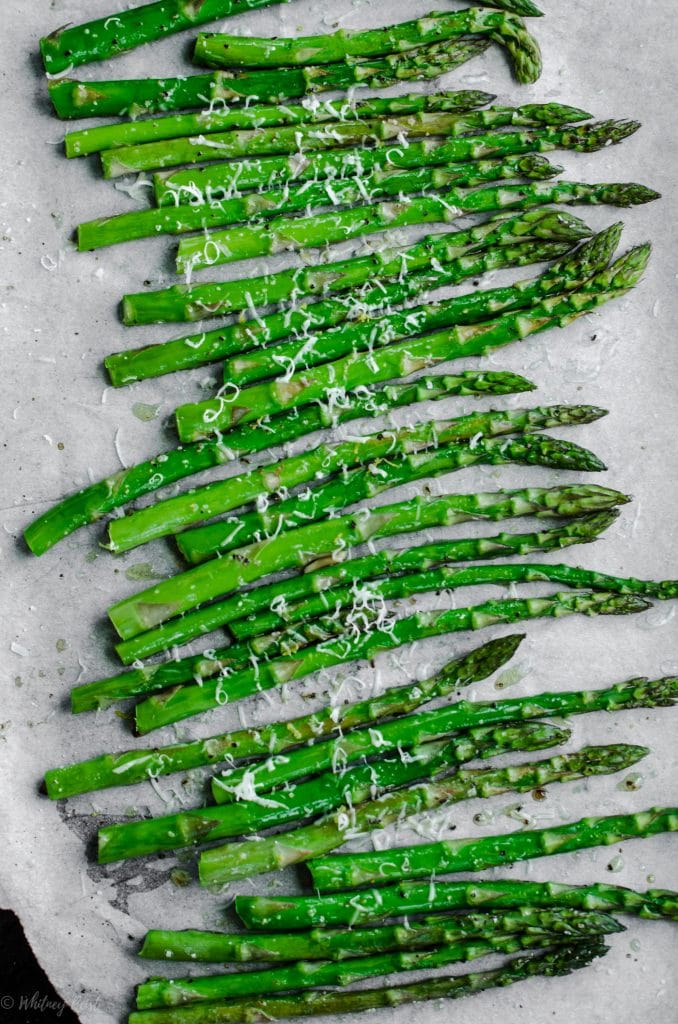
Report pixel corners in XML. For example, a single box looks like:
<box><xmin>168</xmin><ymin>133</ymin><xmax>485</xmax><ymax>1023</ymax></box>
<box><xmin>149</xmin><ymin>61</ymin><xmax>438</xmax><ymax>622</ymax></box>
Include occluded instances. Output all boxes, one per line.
<box><xmin>2</xmin><ymin>1</ymin><xmax>677</xmax><ymax>1022</ymax></box>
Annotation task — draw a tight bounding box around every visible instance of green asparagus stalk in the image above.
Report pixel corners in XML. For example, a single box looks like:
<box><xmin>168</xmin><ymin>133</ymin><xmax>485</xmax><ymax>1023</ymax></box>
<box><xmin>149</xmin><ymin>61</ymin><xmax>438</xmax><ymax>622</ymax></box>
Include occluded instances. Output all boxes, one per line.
<box><xmin>98</xmin><ymin>722</ymin><xmax>568</xmax><ymax>862</ymax></box>
<box><xmin>198</xmin><ymin>745</ymin><xmax>647</xmax><ymax>886</ymax></box>
<box><xmin>81</xmin><ymin>154</ymin><xmax>562</xmax><ymax>251</ymax></box>
<box><xmin>122</xmin><ymin>208</ymin><xmax>592</xmax><ymax>325</ymax></box>
<box><xmin>194</xmin><ymin>8</ymin><xmax>543</xmax><ymax>84</ymax></box>
<box><xmin>101</xmin><ymin>102</ymin><xmax>588</xmax><ymax>177</ymax></box>
<box><xmin>107</xmin><ymin>240</ymin><xmax>568</xmax><ymax>385</ymax></box>
<box><xmin>39</xmin><ymin>0</ymin><xmax>288</xmax><ymax>75</ymax></box>
<box><xmin>133</xmin><ymin>592</ymin><xmax>651</xmax><ymax>734</ymax></box>
<box><xmin>231</xmin><ymin>561</ymin><xmax>678</xmax><ymax>648</ymax></box>
<box><xmin>73</xmin><ymin>515</ymin><xmax>619</xmax><ymax>708</ymax></box>
<box><xmin>137</xmin><ymin>932</ymin><xmax>591</xmax><ymax>1010</ymax></box>
<box><xmin>175</xmin><ymin>179</ymin><xmax>657</xmax><ymax>273</ymax></box>
<box><xmin>113</xmin><ymin>504</ymin><xmax>620</xmax><ymax>664</ymax></box>
<box><xmin>222</xmin><ymin>223</ymin><xmax>621</xmax><ymax>387</ymax></box>
<box><xmin>176</xmin><ymin>419</ymin><xmax>609</xmax><ymax>566</ymax></box>
<box><xmin>175</xmin><ymin>242</ymin><xmax>650</xmax><ymax>437</ymax></box>
<box><xmin>64</xmin><ymin>91</ymin><xmax>493</xmax><ymax>158</ymax></box>
<box><xmin>139</xmin><ymin>907</ymin><xmax>618</xmax><ymax>965</ymax></box>
<box><xmin>106</xmin><ymin>412</ymin><xmax>607</xmax><ymax>556</ymax></box>
<box><xmin>46</xmin><ymin>635</ymin><xmax>521</xmax><ymax>797</ymax></box>
<box><xmin>126</xmin><ymin>941</ymin><xmax>608</xmax><ymax>1024</ymax></box>
<box><xmin>109</xmin><ymin>432</ymin><xmax>607</xmax><ymax>626</ymax></box>
<box><xmin>154</xmin><ymin>120</ymin><xmax>634</xmax><ymax>208</ymax></box>
<box><xmin>47</xmin><ymin>37</ymin><xmax>491</xmax><ymax>120</ymax></box>
<box><xmin>235</xmin><ymin>879</ymin><xmax>678</xmax><ymax>931</ymax></box>
<box><xmin>311</xmin><ymin>807</ymin><xmax>678</xmax><ymax>892</ymax></box>
<box><xmin>211</xmin><ymin>676</ymin><xmax>677</xmax><ymax>805</ymax></box>
<box><xmin>25</xmin><ymin>371</ymin><xmax>527</xmax><ymax>556</ymax></box>
<box><xmin>109</xmin><ymin>480</ymin><xmax>624</xmax><ymax>643</ymax></box>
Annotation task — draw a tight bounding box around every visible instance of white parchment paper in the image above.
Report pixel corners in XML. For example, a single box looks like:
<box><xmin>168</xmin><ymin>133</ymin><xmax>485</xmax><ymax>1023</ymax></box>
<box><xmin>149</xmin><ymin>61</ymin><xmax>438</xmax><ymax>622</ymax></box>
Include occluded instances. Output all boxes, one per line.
<box><xmin>1</xmin><ymin>1</ymin><xmax>677</xmax><ymax>1022</ymax></box>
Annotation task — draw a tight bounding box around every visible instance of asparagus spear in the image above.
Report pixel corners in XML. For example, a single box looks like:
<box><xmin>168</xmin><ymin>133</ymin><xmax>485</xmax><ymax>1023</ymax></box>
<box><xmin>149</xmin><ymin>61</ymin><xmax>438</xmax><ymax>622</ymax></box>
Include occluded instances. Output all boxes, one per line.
<box><xmin>39</xmin><ymin>0</ymin><xmax>287</xmax><ymax>75</ymax></box>
<box><xmin>222</xmin><ymin>223</ymin><xmax>621</xmax><ymax>387</ymax></box>
<box><xmin>175</xmin><ymin>242</ymin><xmax>650</xmax><ymax>437</ymax></box>
<box><xmin>100</xmin><ymin>102</ymin><xmax>588</xmax><ymax>177</ymax></box>
<box><xmin>64</xmin><ymin>91</ymin><xmax>493</xmax><ymax>158</ymax></box>
<box><xmin>310</xmin><ymin>807</ymin><xmax>678</xmax><ymax>892</ymax></box>
<box><xmin>74</xmin><ymin>515</ymin><xmax>619</xmax><ymax>707</ymax></box>
<box><xmin>176</xmin><ymin>421</ymin><xmax>609</xmax><ymax>566</ymax></box>
<box><xmin>106</xmin><ymin>412</ymin><xmax>607</xmax><ymax>555</ymax></box>
<box><xmin>198</xmin><ymin>745</ymin><xmax>647</xmax><ymax>886</ymax></box>
<box><xmin>138</xmin><ymin>932</ymin><xmax>592</xmax><ymax>1010</ymax></box>
<box><xmin>133</xmin><ymin>593</ymin><xmax>650</xmax><ymax>734</ymax></box>
<box><xmin>231</xmin><ymin>562</ymin><xmax>678</xmax><ymax>649</ymax></box>
<box><xmin>211</xmin><ymin>676</ymin><xmax>677</xmax><ymax>805</ymax></box>
<box><xmin>109</xmin><ymin>432</ymin><xmax>607</xmax><ymax>628</ymax></box>
<box><xmin>107</xmin><ymin>240</ymin><xmax>569</xmax><ymax>384</ymax></box>
<box><xmin>154</xmin><ymin>120</ymin><xmax>634</xmax><ymax>208</ymax></box>
<box><xmin>112</xmin><ymin>507</ymin><xmax>619</xmax><ymax>665</ymax></box>
<box><xmin>175</xmin><ymin>179</ymin><xmax>656</xmax><ymax>274</ymax></box>
<box><xmin>46</xmin><ymin>635</ymin><xmax>521</xmax><ymax>797</ymax></box>
<box><xmin>235</xmin><ymin>879</ymin><xmax>678</xmax><ymax>931</ymax></box>
<box><xmin>194</xmin><ymin>8</ymin><xmax>543</xmax><ymax>84</ymax></box>
<box><xmin>25</xmin><ymin>371</ymin><xmax>527</xmax><ymax>557</ymax></box>
<box><xmin>122</xmin><ymin>208</ymin><xmax>592</xmax><ymax>325</ymax></box>
<box><xmin>126</xmin><ymin>941</ymin><xmax>608</xmax><ymax>1024</ymax></box>
<box><xmin>98</xmin><ymin>722</ymin><xmax>568</xmax><ymax>862</ymax></box>
<box><xmin>139</xmin><ymin>907</ymin><xmax>618</xmax><ymax>964</ymax></box>
<box><xmin>81</xmin><ymin>154</ymin><xmax>563</xmax><ymax>251</ymax></box>
<box><xmin>47</xmin><ymin>37</ymin><xmax>491</xmax><ymax>120</ymax></box>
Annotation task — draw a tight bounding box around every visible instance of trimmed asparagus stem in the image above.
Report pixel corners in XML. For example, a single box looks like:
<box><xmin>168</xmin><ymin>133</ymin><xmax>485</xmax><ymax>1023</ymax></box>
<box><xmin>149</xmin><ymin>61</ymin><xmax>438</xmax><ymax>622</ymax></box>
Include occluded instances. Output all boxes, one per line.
<box><xmin>45</xmin><ymin>635</ymin><xmax>520</xmax><ymax>797</ymax></box>
<box><xmin>194</xmin><ymin>8</ymin><xmax>543</xmax><ymax>84</ymax></box>
<box><xmin>100</xmin><ymin>102</ymin><xmax>589</xmax><ymax>177</ymax></box>
<box><xmin>309</xmin><ymin>808</ymin><xmax>678</xmax><ymax>891</ymax></box>
<box><xmin>211</xmin><ymin>676</ymin><xmax>677</xmax><ymax>805</ymax></box>
<box><xmin>154</xmin><ymin>120</ymin><xmax>634</xmax><ymax>208</ymax></box>
<box><xmin>97</xmin><ymin>722</ymin><xmax>568</xmax><ymax>862</ymax></box>
<box><xmin>139</xmin><ymin>907</ymin><xmax>619</xmax><ymax>964</ymax></box>
<box><xmin>230</xmin><ymin>561</ymin><xmax>678</xmax><ymax>648</ymax></box>
<box><xmin>235</xmin><ymin>879</ymin><xmax>678</xmax><ymax>931</ymax></box>
<box><xmin>81</xmin><ymin>153</ymin><xmax>562</xmax><ymax>251</ymax></box>
<box><xmin>198</xmin><ymin>745</ymin><xmax>647</xmax><ymax>886</ymax></box>
<box><xmin>175</xmin><ymin>243</ymin><xmax>650</xmax><ymax>438</ymax></box>
<box><xmin>133</xmin><ymin>592</ymin><xmax>651</xmax><ymax>734</ymax></box>
<box><xmin>121</xmin><ymin>208</ymin><xmax>592</xmax><ymax>325</ymax></box>
<box><xmin>40</xmin><ymin>0</ymin><xmax>288</xmax><ymax>75</ymax></box>
<box><xmin>25</xmin><ymin>371</ymin><xmax>525</xmax><ymax>556</ymax></box>
<box><xmin>109</xmin><ymin>432</ymin><xmax>607</xmax><ymax>627</ymax></box>
<box><xmin>126</xmin><ymin>941</ymin><xmax>608</xmax><ymax>1024</ymax></box>
<box><xmin>107</xmin><ymin>410</ymin><xmax>607</xmax><ymax>556</ymax></box>
<box><xmin>222</xmin><ymin>223</ymin><xmax>621</xmax><ymax>387</ymax></box>
<box><xmin>174</xmin><ymin>180</ymin><xmax>657</xmax><ymax>274</ymax></box>
<box><xmin>47</xmin><ymin>37</ymin><xmax>491</xmax><ymax>120</ymax></box>
<box><xmin>64</xmin><ymin>91</ymin><xmax>493</xmax><ymax>158</ymax></box>
<box><xmin>113</xmin><ymin>490</ymin><xmax>625</xmax><ymax>664</ymax></box>
<box><xmin>107</xmin><ymin>240</ymin><xmax>568</xmax><ymax>385</ymax></box>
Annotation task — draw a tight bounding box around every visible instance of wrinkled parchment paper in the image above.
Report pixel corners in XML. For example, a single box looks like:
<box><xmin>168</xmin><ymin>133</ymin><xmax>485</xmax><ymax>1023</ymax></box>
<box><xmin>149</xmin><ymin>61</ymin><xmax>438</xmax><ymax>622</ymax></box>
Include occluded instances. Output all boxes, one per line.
<box><xmin>2</xmin><ymin>1</ymin><xmax>677</xmax><ymax>1021</ymax></box>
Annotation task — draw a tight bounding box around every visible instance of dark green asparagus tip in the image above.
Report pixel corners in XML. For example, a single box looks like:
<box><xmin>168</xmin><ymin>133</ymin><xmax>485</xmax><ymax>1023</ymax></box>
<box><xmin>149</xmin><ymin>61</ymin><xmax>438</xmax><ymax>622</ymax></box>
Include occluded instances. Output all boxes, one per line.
<box><xmin>538</xmin><ymin>937</ymin><xmax>609</xmax><ymax>976</ymax></box>
<box><xmin>492</xmin><ymin>0</ymin><xmax>544</xmax><ymax>15</ymax></box>
<box><xmin>485</xmin><ymin>371</ymin><xmax>536</xmax><ymax>393</ymax></box>
<box><xmin>571</xmin><ymin>508</ymin><xmax>621</xmax><ymax>540</ymax></box>
<box><xmin>606</xmin><ymin>243</ymin><xmax>652</xmax><ymax>288</ymax></box>
<box><xmin>517</xmin><ymin>155</ymin><xmax>564</xmax><ymax>180</ymax></box>
<box><xmin>519</xmin><ymin>103</ymin><xmax>592</xmax><ymax>125</ymax></box>
<box><xmin>530</xmin><ymin>210</ymin><xmax>592</xmax><ymax>242</ymax></box>
<box><xmin>596</xmin><ymin>593</ymin><xmax>654</xmax><ymax>615</ymax></box>
<box><xmin>447</xmin><ymin>633</ymin><xmax>525</xmax><ymax>687</ymax></box>
<box><xmin>552</xmin><ymin>222</ymin><xmax>623</xmax><ymax>282</ymax></box>
<box><xmin>600</xmin><ymin>184</ymin><xmax>661</xmax><ymax>207</ymax></box>
<box><xmin>577</xmin><ymin>119</ymin><xmax>642</xmax><ymax>151</ymax></box>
